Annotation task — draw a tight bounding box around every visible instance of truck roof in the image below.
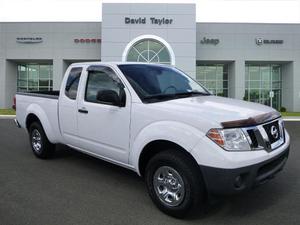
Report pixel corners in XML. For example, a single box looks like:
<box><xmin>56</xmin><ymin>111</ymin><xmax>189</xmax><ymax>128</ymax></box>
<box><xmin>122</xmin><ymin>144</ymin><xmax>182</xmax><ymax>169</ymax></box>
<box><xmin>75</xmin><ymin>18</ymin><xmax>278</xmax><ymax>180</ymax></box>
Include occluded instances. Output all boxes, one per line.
<box><xmin>69</xmin><ymin>62</ymin><xmax>173</xmax><ymax>67</ymax></box>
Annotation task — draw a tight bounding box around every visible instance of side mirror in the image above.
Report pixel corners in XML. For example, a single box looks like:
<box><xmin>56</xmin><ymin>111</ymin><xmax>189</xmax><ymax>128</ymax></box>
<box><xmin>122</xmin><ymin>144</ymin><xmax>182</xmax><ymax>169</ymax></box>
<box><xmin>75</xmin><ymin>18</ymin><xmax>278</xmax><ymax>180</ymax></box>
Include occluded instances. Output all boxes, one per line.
<box><xmin>96</xmin><ymin>90</ymin><xmax>125</xmax><ymax>107</ymax></box>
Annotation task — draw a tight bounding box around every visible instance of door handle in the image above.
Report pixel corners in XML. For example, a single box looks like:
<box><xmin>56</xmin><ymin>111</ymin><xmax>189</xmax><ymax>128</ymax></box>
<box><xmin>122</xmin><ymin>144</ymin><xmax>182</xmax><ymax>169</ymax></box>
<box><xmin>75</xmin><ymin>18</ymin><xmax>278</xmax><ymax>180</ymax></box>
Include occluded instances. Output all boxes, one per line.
<box><xmin>78</xmin><ymin>109</ymin><xmax>88</xmax><ymax>114</ymax></box>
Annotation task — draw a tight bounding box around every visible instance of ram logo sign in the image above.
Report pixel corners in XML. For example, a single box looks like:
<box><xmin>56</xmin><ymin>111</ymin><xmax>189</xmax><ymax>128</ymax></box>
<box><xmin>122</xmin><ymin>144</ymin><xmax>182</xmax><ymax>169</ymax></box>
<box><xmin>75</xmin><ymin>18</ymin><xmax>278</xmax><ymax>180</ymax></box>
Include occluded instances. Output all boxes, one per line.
<box><xmin>256</xmin><ymin>38</ymin><xmax>283</xmax><ymax>45</ymax></box>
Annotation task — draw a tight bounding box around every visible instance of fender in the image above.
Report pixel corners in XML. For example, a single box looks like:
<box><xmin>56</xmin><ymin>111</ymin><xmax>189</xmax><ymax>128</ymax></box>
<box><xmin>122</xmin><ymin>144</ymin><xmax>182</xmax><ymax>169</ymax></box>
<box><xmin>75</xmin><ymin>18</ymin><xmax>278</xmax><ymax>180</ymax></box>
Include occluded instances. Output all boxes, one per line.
<box><xmin>25</xmin><ymin>103</ymin><xmax>59</xmax><ymax>144</ymax></box>
<box><xmin>129</xmin><ymin>121</ymin><xmax>205</xmax><ymax>175</ymax></box>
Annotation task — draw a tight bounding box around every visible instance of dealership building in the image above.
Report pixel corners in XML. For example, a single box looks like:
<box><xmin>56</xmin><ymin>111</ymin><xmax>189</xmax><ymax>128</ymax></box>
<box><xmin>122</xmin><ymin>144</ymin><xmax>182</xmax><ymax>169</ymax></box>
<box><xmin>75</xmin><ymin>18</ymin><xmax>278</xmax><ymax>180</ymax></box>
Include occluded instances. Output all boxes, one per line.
<box><xmin>0</xmin><ymin>3</ymin><xmax>300</xmax><ymax>111</ymax></box>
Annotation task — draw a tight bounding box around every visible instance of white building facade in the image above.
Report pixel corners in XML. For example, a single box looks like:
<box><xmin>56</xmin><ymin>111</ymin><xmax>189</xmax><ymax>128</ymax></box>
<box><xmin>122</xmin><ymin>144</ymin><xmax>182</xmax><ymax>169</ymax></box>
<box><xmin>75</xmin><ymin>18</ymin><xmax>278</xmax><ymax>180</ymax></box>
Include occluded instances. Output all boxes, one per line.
<box><xmin>0</xmin><ymin>3</ymin><xmax>299</xmax><ymax>112</ymax></box>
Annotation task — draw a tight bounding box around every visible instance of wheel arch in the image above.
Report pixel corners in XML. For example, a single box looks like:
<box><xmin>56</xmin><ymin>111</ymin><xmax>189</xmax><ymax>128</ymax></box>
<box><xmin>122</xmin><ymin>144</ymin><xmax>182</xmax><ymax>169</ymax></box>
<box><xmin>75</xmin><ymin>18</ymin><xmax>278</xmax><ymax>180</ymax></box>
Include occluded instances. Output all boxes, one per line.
<box><xmin>129</xmin><ymin>121</ymin><xmax>205</xmax><ymax>176</ymax></box>
<box><xmin>25</xmin><ymin>104</ymin><xmax>57</xmax><ymax>143</ymax></box>
<box><xmin>26</xmin><ymin>113</ymin><xmax>41</xmax><ymax>130</ymax></box>
<box><xmin>138</xmin><ymin>140</ymin><xmax>200</xmax><ymax>177</ymax></box>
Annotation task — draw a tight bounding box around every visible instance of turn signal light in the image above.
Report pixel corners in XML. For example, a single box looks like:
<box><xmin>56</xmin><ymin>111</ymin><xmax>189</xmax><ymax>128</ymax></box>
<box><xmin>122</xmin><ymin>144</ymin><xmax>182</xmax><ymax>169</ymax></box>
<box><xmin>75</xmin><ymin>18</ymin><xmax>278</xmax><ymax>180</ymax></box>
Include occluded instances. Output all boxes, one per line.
<box><xmin>206</xmin><ymin>129</ymin><xmax>224</xmax><ymax>146</ymax></box>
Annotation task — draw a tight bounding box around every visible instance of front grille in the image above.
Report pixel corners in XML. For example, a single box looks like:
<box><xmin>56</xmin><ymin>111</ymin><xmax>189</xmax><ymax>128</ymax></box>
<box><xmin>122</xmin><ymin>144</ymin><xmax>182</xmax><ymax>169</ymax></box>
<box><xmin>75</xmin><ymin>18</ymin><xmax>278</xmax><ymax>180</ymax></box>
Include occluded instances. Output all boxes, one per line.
<box><xmin>263</xmin><ymin>121</ymin><xmax>281</xmax><ymax>144</ymax></box>
<box><xmin>243</xmin><ymin>118</ymin><xmax>284</xmax><ymax>152</ymax></box>
<box><xmin>247</xmin><ymin>129</ymin><xmax>259</xmax><ymax>148</ymax></box>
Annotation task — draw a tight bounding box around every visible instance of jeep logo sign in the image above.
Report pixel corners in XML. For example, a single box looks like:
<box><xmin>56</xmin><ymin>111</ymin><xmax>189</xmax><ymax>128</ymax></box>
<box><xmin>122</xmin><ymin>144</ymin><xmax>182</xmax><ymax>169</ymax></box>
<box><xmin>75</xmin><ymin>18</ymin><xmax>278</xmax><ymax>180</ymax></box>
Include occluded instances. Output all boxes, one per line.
<box><xmin>200</xmin><ymin>37</ymin><xmax>220</xmax><ymax>45</ymax></box>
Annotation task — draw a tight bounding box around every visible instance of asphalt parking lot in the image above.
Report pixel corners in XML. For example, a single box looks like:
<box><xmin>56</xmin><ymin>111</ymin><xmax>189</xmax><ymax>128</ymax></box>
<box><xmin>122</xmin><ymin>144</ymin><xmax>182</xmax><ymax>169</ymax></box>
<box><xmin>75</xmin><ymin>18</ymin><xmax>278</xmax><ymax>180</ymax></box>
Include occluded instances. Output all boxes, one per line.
<box><xmin>0</xmin><ymin>119</ymin><xmax>299</xmax><ymax>225</ymax></box>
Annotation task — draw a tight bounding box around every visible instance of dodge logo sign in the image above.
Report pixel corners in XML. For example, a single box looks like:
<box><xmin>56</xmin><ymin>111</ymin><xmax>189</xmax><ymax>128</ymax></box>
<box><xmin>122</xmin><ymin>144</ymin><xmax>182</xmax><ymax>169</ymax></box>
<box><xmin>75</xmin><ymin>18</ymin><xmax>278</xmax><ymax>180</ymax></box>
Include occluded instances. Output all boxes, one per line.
<box><xmin>270</xmin><ymin>125</ymin><xmax>279</xmax><ymax>139</ymax></box>
<box><xmin>74</xmin><ymin>38</ymin><xmax>101</xmax><ymax>43</ymax></box>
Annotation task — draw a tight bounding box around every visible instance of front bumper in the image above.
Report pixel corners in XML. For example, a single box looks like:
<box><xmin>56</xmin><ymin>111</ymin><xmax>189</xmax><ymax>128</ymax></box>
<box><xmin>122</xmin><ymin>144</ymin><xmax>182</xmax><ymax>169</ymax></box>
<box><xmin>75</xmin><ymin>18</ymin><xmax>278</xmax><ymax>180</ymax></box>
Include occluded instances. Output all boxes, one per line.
<box><xmin>200</xmin><ymin>145</ymin><xmax>290</xmax><ymax>195</ymax></box>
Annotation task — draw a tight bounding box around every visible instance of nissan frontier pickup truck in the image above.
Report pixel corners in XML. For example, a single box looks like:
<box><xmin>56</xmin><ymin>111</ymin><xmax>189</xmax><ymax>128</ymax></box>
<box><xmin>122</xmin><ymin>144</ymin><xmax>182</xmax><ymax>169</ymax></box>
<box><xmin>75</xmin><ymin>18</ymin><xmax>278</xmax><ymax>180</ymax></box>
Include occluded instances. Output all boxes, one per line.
<box><xmin>14</xmin><ymin>62</ymin><xmax>290</xmax><ymax>218</ymax></box>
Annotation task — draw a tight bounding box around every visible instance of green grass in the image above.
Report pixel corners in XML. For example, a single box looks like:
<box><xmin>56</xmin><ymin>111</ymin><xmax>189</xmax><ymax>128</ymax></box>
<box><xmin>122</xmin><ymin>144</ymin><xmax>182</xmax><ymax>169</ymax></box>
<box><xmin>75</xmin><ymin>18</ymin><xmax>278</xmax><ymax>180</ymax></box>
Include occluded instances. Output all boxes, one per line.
<box><xmin>281</xmin><ymin>112</ymin><xmax>300</xmax><ymax>117</ymax></box>
<box><xmin>0</xmin><ymin>109</ymin><xmax>16</xmax><ymax>115</ymax></box>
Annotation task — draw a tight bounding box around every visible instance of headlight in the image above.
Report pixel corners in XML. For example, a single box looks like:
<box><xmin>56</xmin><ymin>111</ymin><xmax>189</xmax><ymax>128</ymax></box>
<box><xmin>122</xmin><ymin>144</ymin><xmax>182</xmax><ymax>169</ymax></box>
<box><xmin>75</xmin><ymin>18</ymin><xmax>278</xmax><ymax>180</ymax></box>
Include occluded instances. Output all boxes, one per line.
<box><xmin>206</xmin><ymin>128</ymin><xmax>251</xmax><ymax>151</ymax></box>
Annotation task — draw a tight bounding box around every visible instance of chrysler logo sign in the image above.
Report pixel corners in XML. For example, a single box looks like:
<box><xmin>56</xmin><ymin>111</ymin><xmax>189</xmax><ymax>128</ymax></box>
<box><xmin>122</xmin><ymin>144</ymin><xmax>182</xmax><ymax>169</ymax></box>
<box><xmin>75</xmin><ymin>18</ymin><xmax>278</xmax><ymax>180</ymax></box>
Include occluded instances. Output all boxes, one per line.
<box><xmin>16</xmin><ymin>37</ymin><xmax>43</xmax><ymax>43</ymax></box>
<box><xmin>256</xmin><ymin>38</ymin><xmax>283</xmax><ymax>45</ymax></box>
<box><xmin>270</xmin><ymin>125</ymin><xmax>279</xmax><ymax>139</ymax></box>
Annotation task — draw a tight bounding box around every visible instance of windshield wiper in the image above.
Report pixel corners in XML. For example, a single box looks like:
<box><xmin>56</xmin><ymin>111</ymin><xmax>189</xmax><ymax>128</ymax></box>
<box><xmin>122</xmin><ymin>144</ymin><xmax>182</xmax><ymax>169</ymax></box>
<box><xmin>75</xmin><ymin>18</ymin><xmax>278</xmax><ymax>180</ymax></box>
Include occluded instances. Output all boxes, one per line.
<box><xmin>173</xmin><ymin>91</ymin><xmax>211</xmax><ymax>97</ymax></box>
<box><xmin>143</xmin><ymin>93</ymin><xmax>176</xmax><ymax>100</ymax></box>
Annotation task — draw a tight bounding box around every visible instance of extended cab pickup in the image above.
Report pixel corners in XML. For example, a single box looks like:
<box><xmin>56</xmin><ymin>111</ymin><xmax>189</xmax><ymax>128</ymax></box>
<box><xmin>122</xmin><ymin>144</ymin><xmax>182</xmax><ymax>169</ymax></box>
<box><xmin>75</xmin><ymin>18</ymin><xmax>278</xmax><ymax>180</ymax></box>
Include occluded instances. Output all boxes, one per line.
<box><xmin>15</xmin><ymin>62</ymin><xmax>290</xmax><ymax>217</ymax></box>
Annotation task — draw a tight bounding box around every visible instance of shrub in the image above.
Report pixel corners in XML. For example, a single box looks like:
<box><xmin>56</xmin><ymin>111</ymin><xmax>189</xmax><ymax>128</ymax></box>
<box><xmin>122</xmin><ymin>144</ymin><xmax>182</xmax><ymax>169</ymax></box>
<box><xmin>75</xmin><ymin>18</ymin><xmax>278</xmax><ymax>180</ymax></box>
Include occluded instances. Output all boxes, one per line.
<box><xmin>280</xmin><ymin>107</ymin><xmax>287</xmax><ymax>112</ymax></box>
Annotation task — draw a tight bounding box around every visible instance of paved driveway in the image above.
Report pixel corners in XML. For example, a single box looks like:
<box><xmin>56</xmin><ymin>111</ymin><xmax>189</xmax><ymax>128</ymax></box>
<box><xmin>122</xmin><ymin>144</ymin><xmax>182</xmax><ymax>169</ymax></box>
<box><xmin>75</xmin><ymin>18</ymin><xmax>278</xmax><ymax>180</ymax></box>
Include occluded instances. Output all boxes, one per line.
<box><xmin>0</xmin><ymin>119</ymin><xmax>299</xmax><ymax>225</ymax></box>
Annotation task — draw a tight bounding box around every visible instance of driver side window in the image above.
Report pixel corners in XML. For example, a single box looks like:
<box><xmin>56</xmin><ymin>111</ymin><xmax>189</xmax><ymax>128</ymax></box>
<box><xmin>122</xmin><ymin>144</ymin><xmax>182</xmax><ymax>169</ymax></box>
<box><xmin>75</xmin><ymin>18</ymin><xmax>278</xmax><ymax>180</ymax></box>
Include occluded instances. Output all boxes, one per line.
<box><xmin>85</xmin><ymin>67</ymin><xmax>125</xmax><ymax>106</ymax></box>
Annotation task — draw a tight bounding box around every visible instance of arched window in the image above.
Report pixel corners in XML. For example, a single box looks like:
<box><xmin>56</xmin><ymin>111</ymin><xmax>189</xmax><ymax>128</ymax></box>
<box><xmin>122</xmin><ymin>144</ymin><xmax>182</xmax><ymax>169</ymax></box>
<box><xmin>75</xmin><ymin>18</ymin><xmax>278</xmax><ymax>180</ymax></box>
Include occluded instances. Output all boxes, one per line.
<box><xmin>122</xmin><ymin>35</ymin><xmax>175</xmax><ymax>65</ymax></box>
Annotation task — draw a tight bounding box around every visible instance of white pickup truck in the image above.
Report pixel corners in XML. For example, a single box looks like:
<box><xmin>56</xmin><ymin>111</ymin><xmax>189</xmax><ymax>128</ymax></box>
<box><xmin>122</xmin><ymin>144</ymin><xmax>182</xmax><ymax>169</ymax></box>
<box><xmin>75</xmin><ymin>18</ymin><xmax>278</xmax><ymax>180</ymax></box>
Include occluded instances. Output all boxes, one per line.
<box><xmin>15</xmin><ymin>62</ymin><xmax>290</xmax><ymax>217</ymax></box>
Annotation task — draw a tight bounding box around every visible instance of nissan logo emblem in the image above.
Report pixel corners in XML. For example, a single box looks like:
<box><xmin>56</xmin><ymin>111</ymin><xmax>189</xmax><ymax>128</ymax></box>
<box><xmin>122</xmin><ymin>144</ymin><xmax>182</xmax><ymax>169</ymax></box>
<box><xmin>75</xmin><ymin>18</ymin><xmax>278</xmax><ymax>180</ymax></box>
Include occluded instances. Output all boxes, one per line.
<box><xmin>270</xmin><ymin>125</ymin><xmax>279</xmax><ymax>139</ymax></box>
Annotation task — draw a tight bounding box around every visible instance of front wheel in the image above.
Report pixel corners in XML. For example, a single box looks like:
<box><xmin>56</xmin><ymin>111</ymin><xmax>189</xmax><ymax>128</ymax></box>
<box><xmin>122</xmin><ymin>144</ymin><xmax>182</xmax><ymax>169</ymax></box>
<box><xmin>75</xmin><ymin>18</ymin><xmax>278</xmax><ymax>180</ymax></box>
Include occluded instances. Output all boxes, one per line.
<box><xmin>29</xmin><ymin>122</ymin><xmax>55</xmax><ymax>159</ymax></box>
<box><xmin>145</xmin><ymin>150</ymin><xmax>205</xmax><ymax>218</ymax></box>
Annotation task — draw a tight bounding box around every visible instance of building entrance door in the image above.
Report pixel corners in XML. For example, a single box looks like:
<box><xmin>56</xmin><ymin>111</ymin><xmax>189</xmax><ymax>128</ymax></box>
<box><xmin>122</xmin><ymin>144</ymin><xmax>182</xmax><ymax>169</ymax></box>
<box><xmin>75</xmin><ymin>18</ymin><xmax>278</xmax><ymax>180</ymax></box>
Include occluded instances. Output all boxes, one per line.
<box><xmin>245</xmin><ymin>64</ymin><xmax>282</xmax><ymax>110</ymax></box>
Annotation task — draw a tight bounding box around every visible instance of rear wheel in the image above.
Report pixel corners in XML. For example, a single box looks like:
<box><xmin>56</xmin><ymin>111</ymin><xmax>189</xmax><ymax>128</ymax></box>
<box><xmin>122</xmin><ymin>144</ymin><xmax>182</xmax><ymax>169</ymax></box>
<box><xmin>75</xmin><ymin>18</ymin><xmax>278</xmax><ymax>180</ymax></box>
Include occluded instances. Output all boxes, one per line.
<box><xmin>29</xmin><ymin>122</ymin><xmax>55</xmax><ymax>159</ymax></box>
<box><xmin>145</xmin><ymin>150</ymin><xmax>205</xmax><ymax>218</ymax></box>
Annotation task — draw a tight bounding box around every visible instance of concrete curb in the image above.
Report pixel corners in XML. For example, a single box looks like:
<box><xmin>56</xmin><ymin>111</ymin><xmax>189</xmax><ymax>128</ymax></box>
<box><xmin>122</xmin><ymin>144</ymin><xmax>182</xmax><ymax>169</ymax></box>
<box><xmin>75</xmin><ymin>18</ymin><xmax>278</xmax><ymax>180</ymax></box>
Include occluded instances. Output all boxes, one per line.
<box><xmin>0</xmin><ymin>115</ymin><xmax>16</xmax><ymax>119</ymax></box>
<box><xmin>283</xmin><ymin>117</ymin><xmax>300</xmax><ymax>121</ymax></box>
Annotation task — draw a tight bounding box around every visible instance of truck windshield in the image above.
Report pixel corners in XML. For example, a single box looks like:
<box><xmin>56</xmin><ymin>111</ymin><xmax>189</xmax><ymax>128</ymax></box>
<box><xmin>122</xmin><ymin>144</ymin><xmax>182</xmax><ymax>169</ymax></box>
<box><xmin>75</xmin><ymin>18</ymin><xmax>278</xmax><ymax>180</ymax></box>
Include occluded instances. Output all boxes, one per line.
<box><xmin>118</xmin><ymin>64</ymin><xmax>210</xmax><ymax>103</ymax></box>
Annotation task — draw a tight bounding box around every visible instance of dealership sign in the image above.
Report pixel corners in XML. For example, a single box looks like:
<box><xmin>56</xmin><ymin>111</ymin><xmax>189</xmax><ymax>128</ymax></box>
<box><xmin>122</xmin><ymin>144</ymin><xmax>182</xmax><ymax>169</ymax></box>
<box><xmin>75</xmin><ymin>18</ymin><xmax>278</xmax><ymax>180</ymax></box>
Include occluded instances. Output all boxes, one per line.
<box><xmin>200</xmin><ymin>37</ymin><xmax>220</xmax><ymax>45</ymax></box>
<box><xmin>256</xmin><ymin>38</ymin><xmax>283</xmax><ymax>45</ymax></box>
<box><xmin>125</xmin><ymin>17</ymin><xmax>173</xmax><ymax>25</ymax></box>
<box><xmin>74</xmin><ymin>38</ymin><xmax>101</xmax><ymax>43</ymax></box>
<box><xmin>16</xmin><ymin>37</ymin><xmax>43</xmax><ymax>43</ymax></box>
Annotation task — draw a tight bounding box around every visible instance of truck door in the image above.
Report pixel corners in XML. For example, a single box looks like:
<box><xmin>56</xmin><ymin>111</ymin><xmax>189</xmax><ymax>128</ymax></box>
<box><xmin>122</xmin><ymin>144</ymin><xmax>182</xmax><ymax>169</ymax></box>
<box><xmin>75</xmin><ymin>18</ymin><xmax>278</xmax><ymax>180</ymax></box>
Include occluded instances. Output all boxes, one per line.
<box><xmin>58</xmin><ymin>67</ymin><xmax>83</xmax><ymax>147</ymax></box>
<box><xmin>77</xmin><ymin>65</ymin><xmax>131</xmax><ymax>164</ymax></box>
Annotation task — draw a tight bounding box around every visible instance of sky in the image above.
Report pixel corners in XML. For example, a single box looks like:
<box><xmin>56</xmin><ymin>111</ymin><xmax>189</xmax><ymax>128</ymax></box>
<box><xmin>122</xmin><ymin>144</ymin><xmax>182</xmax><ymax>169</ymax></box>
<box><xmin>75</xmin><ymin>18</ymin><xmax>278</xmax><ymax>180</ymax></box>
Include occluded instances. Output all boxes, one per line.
<box><xmin>0</xmin><ymin>0</ymin><xmax>300</xmax><ymax>23</ymax></box>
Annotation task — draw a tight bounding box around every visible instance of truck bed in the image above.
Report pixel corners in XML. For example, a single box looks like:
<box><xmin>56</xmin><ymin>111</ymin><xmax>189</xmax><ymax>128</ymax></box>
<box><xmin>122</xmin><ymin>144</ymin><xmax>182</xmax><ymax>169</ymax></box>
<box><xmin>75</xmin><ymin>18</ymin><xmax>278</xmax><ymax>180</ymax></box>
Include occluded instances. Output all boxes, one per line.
<box><xmin>16</xmin><ymin>90</ymin><xmax>62</xmax><ymax>143</ymax></box>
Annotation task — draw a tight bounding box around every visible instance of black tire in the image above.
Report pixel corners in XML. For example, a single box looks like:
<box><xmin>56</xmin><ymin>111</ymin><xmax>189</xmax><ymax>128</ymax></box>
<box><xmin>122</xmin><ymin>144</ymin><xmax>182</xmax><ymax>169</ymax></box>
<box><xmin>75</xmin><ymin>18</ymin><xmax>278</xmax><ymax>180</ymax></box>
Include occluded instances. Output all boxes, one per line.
<box><xmin>29</xmin><ymin>122</ymin><xmax>55</xmax><ymax>159</ymax></box>
<box><xmin>145</xmin><ymin>149</ymin><xmax>205</xmax><ymax>218</ymax></box>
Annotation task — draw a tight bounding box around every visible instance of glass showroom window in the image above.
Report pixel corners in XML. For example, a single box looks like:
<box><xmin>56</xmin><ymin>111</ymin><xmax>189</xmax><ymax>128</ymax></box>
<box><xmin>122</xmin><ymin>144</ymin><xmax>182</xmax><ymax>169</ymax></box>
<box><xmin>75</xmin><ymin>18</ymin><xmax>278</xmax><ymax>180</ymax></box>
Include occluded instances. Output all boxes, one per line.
<box><xmin>126</xmin><ymin>39</ymin><xmax>171</xmax><ymax>64</ymax></box>
<box><xmin>245</xmin><ymin>64</ymin><xmax>282</xmax><ymax>110</ymax></box>
<box><xmin>196</xmin><ymin>64</ymin><xmax>229</xmax><ymax>97</ymax></box>
<box><xmin>17</xmin><ymin>64</ymin><xmax>53</xmax><ymax>92</ymax></box>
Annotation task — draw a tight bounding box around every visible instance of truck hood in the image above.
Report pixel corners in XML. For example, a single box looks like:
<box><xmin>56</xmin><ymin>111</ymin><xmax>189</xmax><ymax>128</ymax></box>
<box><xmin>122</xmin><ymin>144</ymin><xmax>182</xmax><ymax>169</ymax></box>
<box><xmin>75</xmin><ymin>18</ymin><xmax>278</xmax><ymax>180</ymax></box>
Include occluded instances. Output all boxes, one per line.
<box><xmin>152</xmin><ymin>95</ymin><xmax>280</xmax><ymax>128</ymax></box>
